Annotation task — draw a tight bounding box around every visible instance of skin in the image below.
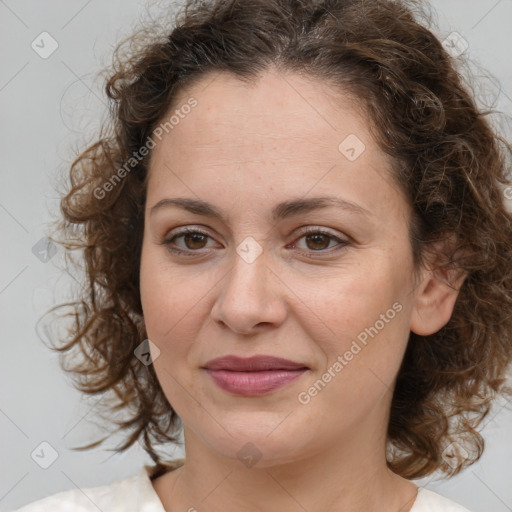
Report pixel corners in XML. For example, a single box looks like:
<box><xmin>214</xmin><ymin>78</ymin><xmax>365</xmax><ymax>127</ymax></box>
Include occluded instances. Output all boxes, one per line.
<box><xmin>139</xmin><ymin>67</ymin><xmax>464</xmax><ymax>512</ymax></box>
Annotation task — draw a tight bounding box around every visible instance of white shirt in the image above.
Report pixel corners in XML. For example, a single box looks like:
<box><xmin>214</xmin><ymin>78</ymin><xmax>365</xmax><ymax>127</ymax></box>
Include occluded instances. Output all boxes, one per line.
<box><xmin>13</xmin><ymin>463</ymin><xmax>472</xmax><ymax>512</ymax></box>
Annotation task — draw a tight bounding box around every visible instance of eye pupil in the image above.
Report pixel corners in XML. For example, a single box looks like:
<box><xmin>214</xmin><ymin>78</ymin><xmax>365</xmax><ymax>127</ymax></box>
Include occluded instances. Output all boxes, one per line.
<box><xmin>306</xmin><ymin>233</ymin><xmax>330</xmax><ymax>250</ymax></box>
<box><xmin>185</xmin><ymin>233</ymin><xmax>207</xmax><ymax>249</ymax></box>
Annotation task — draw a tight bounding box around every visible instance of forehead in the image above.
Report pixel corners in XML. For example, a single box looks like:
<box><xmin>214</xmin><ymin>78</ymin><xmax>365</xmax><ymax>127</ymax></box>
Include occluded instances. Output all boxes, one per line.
<box><xmin>159</xmin><ymin>69</ymin><xmax>369</xmax><ymax>157</ymax></box>
<box><xmin>146</xmin><ymin>68</ymin><xmax>406</xmax><ymax>224</ymax></box>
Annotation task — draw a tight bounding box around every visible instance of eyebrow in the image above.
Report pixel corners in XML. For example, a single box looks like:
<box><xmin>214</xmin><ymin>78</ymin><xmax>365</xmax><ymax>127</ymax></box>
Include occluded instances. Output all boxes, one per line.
<box><xmin>149</xmin><ymin>196</ymin><xmax>372</xmax><ymax>222</ymax></box>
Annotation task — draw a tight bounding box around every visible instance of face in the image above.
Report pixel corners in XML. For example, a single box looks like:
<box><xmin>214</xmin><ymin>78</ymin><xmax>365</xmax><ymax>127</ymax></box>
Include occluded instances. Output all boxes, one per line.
<box><xmin>139</xmin><ymin>68</ymin><xmax>430</xmax><ymax>468</ymax></box>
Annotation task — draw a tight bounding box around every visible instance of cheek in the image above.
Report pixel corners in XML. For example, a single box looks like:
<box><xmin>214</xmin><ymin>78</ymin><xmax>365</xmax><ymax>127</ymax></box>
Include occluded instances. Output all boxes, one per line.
<box><xmin>140</xmin><ymin>248</ymin><xmax>167</xmax><ymax>337</ymax></box>
<box><xmin>141</xmin><ymin>243</ymin><xmax>192</xmax><ymax>333</ymax></box>
<box><xmin>294</xmin><ymin>269</ymin><xmax>411</xmax><ymax>431</ymax></box>
<box><xmin>139</xmin><ymin>244</ymin><xmax>218</xmax><ymax>369</ymax></box>
<box><xmin>317</xmin><ymin>261</ymin><xmax>407</xmax><ymax>333</ymax></box>
<box><xmin>140</xmin><ymin>251</ymin><xmax>176</xmax><ymax>360</ymax></box>
<box><xmin>139</xmin><ymin>248</ymin><xmax>204</xmax><ymax>406</ymax></box>
<box><xmin>301</xmin><ymin>254</ymin><xmax>412</xmax><ymax>377</ymax></box>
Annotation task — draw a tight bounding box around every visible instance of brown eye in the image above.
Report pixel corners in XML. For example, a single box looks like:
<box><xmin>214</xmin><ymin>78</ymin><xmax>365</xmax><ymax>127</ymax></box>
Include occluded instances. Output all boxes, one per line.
<box><xmin>304</xmin><ymin>233</ymin><xmax>331</xmax><ymax>251</ymax></box>
<box><xmin>182</xmin><ymin>232</ymin><xmax>209</xmax><ymax>250</ymax></box>
<box><xmin>162</xmin><ymin>227</ymin><xmax>216</xmax><ymax>255</ymax></box>
<box><xmin>291</xmin><ymin>228</ymin><xmax>349</xmax><ymax>255</ymax></box>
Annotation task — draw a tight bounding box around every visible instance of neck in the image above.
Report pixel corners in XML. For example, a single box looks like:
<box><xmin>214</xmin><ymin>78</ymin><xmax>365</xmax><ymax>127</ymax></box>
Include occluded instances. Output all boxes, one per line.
<box><xmin>152</xmin><ymin>427</ymin><xmax>418</xmax><ymax>512</ymax></box>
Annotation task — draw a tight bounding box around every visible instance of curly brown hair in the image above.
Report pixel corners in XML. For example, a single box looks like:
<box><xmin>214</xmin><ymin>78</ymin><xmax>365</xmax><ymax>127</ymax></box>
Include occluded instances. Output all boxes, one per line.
<box><xmin>45</xmin><ymin>0</ymin><xmax>512</xmax><ymax>480</ymax></box>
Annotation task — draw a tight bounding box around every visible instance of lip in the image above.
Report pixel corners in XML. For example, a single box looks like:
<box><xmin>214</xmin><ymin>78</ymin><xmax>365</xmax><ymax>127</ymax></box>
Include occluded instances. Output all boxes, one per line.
<box><xmin>202</xmin><ymin>355</ymin><xmax>309</xmax><ymax>396</ymax></box>
<box><xmin>203</xmin><ymin>355</ymin><xmax>308</xmax><ymax>371</ymax></box>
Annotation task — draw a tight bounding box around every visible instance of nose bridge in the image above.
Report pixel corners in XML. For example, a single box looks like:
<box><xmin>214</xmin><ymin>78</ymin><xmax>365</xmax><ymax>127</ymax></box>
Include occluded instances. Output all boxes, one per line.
<box><xmin>234</xmin><ymin>238</ymin><xmax>268</xmax><ymax>290</ymax></box>
<box><xmin>211</xmin><ymin>239</ymin><xmax>286</xmax><ymax>332</ymax></box>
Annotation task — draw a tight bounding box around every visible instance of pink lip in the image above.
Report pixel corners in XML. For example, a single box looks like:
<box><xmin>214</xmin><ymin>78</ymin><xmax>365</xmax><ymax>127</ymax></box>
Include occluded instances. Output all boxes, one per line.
<box><xmin>205</xmin><ymin>369</ymin><xmax>307</xmax><ymax>396</ymax></box>
<box><xmin>203</xmin><ymin>355</ymin><xmax>308</xmax><ymax>371</ymax></box>
<box><xmin>202</xmin><ymin>355</ymin><xmax>309</xmax><ymax>396</ymax></box>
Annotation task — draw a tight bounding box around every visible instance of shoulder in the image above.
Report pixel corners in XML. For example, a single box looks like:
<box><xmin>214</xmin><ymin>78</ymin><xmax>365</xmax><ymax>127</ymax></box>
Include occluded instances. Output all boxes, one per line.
<box><xmin>411</xmin><ymin>486</ymin><xmax>473</xmax><ymax>512</ymax></box>
<box><xmin>11</xmin><ymin>462</ymin><xmax>183</xmax><ymax>512</ymax></box>
<box><xmin>12</xmin><ymin>474</ymin><xmax>140</xmax><ymax>512</ymax></box>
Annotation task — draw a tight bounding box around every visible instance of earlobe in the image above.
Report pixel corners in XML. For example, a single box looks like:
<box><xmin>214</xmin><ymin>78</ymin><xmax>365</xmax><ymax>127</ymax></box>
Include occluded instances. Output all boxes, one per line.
<box><xmin>410</xmin><ymin>265</ymin><xmax>467</xmax><ymax>336</ymax></box>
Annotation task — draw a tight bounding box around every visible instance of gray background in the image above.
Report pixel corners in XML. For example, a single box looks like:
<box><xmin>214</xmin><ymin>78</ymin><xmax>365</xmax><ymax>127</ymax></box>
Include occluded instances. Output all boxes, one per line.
<box><xmin>1</xmin><ymin>1</ymin><xmax>511</xmax><ymax>510</ymax></box>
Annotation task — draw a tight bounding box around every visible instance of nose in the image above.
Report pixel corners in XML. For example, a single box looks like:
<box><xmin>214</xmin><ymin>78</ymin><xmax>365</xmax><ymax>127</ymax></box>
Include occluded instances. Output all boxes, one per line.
<box><xmin>210</xmin><ymin>246</ymin><xmax>288</xmax><ymax>335</ymax></box>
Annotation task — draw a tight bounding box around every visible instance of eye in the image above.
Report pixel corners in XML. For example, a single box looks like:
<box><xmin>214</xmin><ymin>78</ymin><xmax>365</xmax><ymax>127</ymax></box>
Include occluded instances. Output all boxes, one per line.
<box><xmin>289</xmin><ymin>227</ymin><xmax>349</xmax><ymax>254</ymax></box>
<box><xmin>161</xmin><ymin>226</ymin><xmax>349</xmax><ymax>257</ymax></box>
<box><xmin>161</xmin><ymin>227</ymin><xmax>217</xmax><ymax>255</ymax></box>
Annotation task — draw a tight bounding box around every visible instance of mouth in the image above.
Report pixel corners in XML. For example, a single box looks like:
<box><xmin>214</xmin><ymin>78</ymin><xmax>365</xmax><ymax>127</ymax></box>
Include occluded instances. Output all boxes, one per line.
<box><xmin>202</xmin><ymin>355</ymin><xmax>309</xmax><ymax>396</ymax></box>
<box><xmin>202</xmin><ymin>355</ymin><xmax>309</xmax><ymax>372</ymax></box>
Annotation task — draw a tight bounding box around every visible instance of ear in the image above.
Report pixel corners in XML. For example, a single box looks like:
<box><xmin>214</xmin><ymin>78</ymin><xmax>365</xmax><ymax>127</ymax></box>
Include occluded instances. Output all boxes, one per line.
<box><xmin>410</xmin><ymin>242</ymin><xmax>468</xmax><ymax>336</ymax></box>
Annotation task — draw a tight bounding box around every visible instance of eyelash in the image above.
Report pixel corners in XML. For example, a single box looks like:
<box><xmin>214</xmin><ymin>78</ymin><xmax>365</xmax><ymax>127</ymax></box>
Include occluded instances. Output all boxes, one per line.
<box><xmin>161</xmin><ymin>226</ymin><xmax>349</xmax><ymax>257</ymax></box>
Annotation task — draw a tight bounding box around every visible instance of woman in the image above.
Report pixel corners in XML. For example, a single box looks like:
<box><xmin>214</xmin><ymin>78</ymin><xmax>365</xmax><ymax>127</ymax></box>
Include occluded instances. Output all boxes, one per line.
<box><xmin>16</xmin><ymin>0</ymin><xmax>512</xmax><ymax>510</ymax></box>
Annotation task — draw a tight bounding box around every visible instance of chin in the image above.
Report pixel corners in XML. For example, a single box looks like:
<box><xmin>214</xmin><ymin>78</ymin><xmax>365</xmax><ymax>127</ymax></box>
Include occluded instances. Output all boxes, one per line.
<box><xmin>194</xmin><ymin>421</ymin><xmax>316</xmax><ymax>469</ymax></box>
